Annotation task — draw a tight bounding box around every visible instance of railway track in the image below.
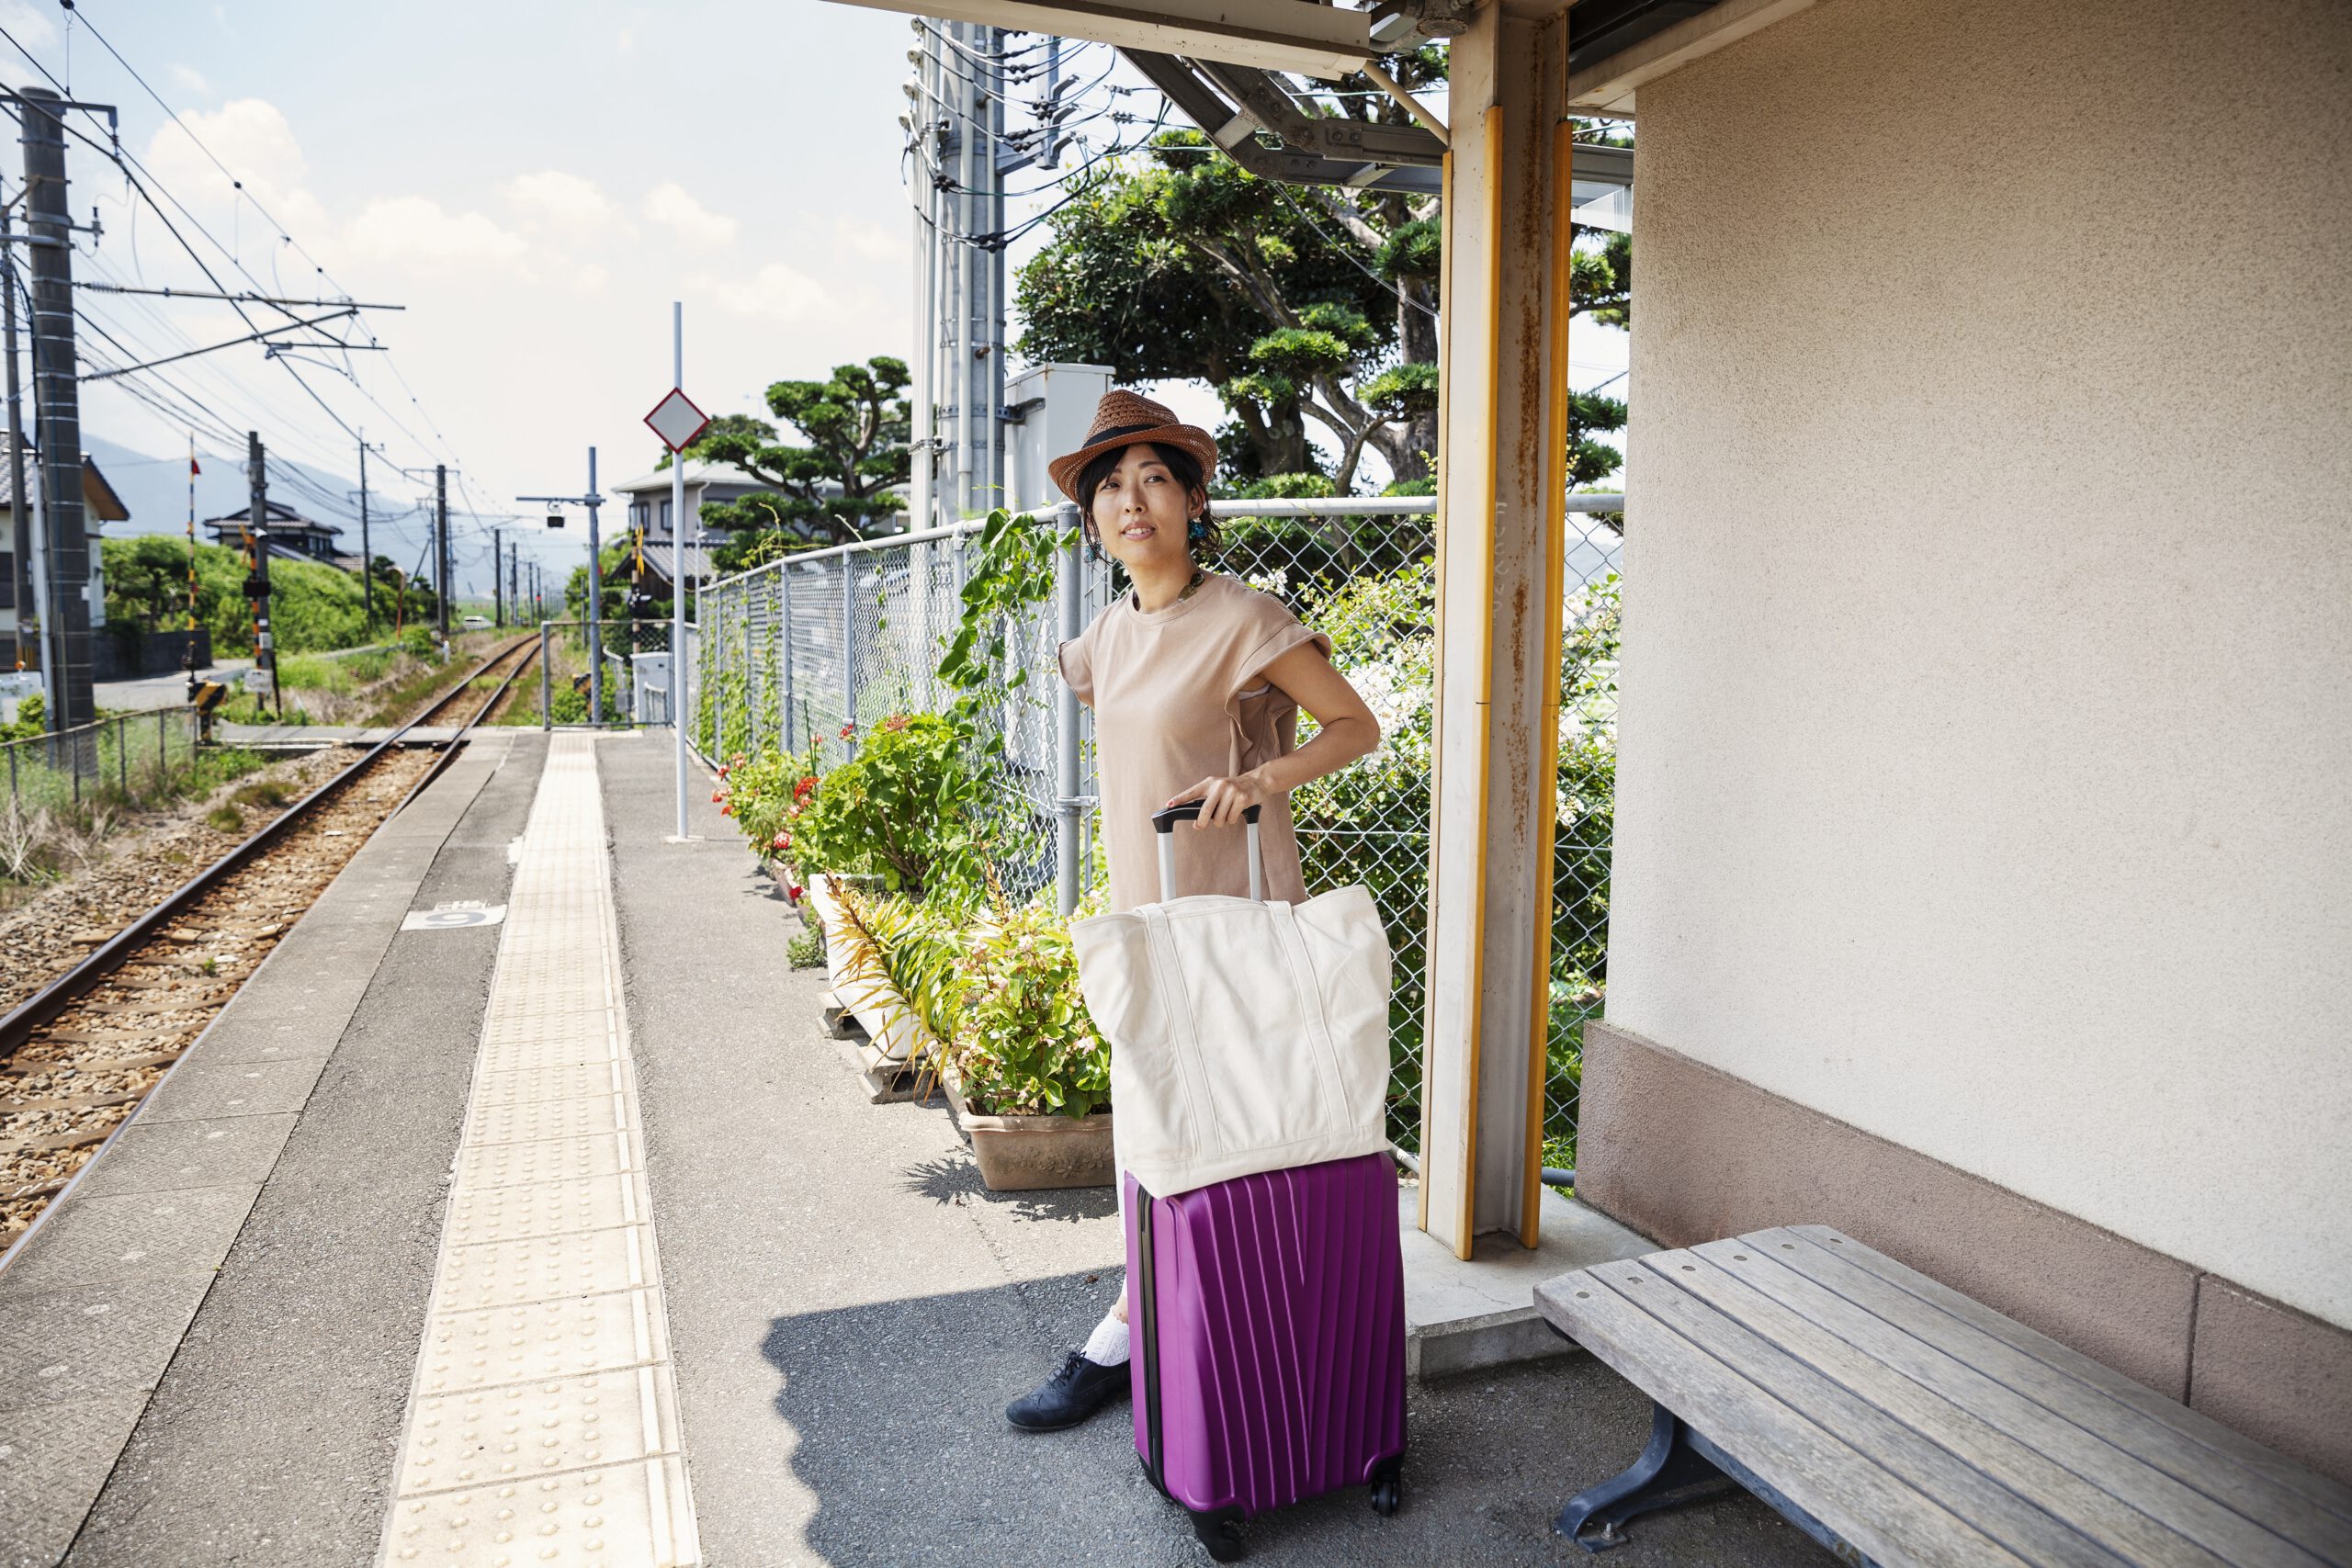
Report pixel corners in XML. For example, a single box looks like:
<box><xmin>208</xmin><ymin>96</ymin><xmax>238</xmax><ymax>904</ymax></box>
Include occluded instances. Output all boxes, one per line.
<box><xmin>0</xmin><ymin>636</ymin><xmax>543</xmax><ymax>1251</ymax></box>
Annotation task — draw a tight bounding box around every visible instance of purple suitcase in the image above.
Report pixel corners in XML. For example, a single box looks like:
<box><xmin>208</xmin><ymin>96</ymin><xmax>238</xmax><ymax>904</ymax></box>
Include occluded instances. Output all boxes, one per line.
<box><xmin>1126</xmin><ymin>1153</ymin><xmax>1408</xmax><ymax>1560</ymax></box>
<box><xmin>1120</xmin><ymin>802</ymin><xmax>1406</xmax><ymax>1559</ymax></box>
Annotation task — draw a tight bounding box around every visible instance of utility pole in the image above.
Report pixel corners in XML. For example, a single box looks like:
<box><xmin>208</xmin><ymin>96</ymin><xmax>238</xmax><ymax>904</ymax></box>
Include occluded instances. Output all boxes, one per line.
<box><xmin>433</xmin><ymin>463</ymin><xmax>449</xmax><ymax>639</ymax></box>
<box><xmin>356</xmin><ymin>432</ymin><xmax>375</xmax><ymax>636</ymax></box>
<box><xmin>1</xmin><ymin>186</ymin><xmax>32</xmax><ymax>682</ymax></box>
<box><xmin>20</xmin><ymin>86</ymin><xmax>94</xmax><ymax>733</ymax></box>
<box><xmin>490</xmin><ymin>525</ymin><xmax>503</xmax><ymax>627</ymax></box>
<box><xmin>909</xmin><ymin>23</ymin><xmax>1007</xmax><ymax>529</ymax></box>
<box><xmin>519</xmin><ymin>446</ymin><xmax>605</xmax><ymax>725</ymax></box>
<box><xmin>246</xmin><ymin>431</ymin><xmax>279</xmax><ymax>716</ymax></box>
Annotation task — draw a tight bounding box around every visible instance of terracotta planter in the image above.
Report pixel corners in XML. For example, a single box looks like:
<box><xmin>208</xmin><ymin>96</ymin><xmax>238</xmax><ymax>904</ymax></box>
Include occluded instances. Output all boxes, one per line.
<box><xmin>943</xmin><ymin>1060</ymin><xmax>1114</xmax><ymax>1191</ymax></box>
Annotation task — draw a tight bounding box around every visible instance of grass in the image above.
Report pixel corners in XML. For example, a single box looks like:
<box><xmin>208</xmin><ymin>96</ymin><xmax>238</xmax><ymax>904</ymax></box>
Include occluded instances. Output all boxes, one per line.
<box><xmin>0</xmin><ymin>743</ymin><xmax>278</xmax><ymax>895</ymax></box>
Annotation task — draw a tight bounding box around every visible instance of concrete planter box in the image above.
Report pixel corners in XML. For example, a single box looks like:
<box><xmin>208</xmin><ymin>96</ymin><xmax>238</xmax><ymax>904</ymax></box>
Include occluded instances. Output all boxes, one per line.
<box><xmin>805</xmin><ymin>874</ymin><xmax>929</xmax><ymax>1078</ymax></box>
<box><xmin>942</xmin><ymin>1058</ymin><xmax>1115</xmax><ymax>1191</ymax></box>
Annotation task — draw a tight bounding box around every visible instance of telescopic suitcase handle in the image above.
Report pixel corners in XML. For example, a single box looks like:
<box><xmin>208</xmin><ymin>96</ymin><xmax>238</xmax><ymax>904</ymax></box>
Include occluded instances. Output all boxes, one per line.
<box><xmin>1151</xmin><ymin>802</ymin><xmax>1264</xmax><ymax>903</ymax></box>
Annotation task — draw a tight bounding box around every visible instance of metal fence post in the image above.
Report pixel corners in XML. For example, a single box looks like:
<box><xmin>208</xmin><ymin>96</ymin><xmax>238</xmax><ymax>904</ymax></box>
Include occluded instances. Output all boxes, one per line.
<box><xmin>780</xmin><ymin>565</ymin><xmax>797</xmax><ymax>755</ymax></box>
<box><xmin>156</xmin><ymin>708</ymin><xmax>164</xmax><ymax>782</ymax></box>
<box><xmin>841</xmin><ymin>558</ymin><xmax>859</xmax><ymax>760</ymax></box>
<box><xmin>1054</xmin><ymin>502</ymin><xmax>1082</xmax><ymax>917</ymax></box>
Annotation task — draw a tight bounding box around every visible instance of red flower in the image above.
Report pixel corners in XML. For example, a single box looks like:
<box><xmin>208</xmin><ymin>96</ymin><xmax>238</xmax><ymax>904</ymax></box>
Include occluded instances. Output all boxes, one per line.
<box><xmin>716</xmin><ymin>763</ymin><xmax>730</xmax><ymax>780</ymax></box>
<box><xmin>794</xmin><ymin>776</ymin><xmax>818</xmax><ymax>802</ymax></box>
<box><xmin>839</xmin><ymin>722</ymin><xmax>856</xmax><ymax>739</ymax></box>
<box><xmin>720</xmin><ymin>803</ymin><xmax>733</xmax><ymax>817</ymax></box>
<box><xmin>786</xmin><ymin>883</ymin><xmax>804</xmax><ymax>903</ymax></box>
<box><xmin>881</xmin><ymin>714</ymin><xmax>910</xmax><ymax>734</ymax></box>
<box><xmin>771</xmin><ymin>833</ymin><xmax>789</xmax><ymax>850</ymax></box>
<box><xmin>710</xmin><ymin>790</ymin><xmax>724</xmax><ymax>804</ymax></box>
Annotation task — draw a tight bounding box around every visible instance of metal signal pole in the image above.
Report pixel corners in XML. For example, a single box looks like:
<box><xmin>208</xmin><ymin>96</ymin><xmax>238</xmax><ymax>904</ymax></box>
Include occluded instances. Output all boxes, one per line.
<box><xmin>246</xmin><ymin>431</ymin><xmax>278</xmax><ymax>716</ymax></box>
<box><xmin>490</xmin><ymin>525</ymin><xmax>504</xmax><ymax>627</ymax></box>
<box><xmin>434</xmin><ymin>463</ymin><xmax>449</xmax><ymax>638</ymax></box>
<box><xmin>356</xmin><ymin>433</ymin><xmax>375</xmax><ymax>634</ymax></box>
<box><xmin>672</xmin><ymin>302</ymin><xmax>689</xmax><ymax>839</ymax></box>
<box><xmin>517</xmin><ymin>446</ymin><xmax>605</xmax><ymax>724</ymax></box>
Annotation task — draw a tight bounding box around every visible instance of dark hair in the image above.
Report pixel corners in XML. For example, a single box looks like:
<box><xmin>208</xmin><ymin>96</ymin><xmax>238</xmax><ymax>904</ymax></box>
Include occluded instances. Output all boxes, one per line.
<box><xmin>1077</xmin><ymin>442</ymin><xmax>1218</xmax><ymax>560</ymax></box>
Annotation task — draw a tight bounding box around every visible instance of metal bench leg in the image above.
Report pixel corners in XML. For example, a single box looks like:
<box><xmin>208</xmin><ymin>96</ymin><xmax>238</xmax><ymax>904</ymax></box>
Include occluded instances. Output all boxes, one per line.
<box><xmin>1555</xmin><ymin>1401</ymin><xmax>1742</xmax><ymax>1552</ymax></box>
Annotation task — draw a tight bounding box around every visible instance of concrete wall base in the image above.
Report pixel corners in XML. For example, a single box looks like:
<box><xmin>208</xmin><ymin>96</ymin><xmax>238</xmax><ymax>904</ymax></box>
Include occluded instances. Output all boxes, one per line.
<box><xmin>1577</xmin><ymin>1021</ymin><xmax>2352</xmax><ymax>1484</ymax></box>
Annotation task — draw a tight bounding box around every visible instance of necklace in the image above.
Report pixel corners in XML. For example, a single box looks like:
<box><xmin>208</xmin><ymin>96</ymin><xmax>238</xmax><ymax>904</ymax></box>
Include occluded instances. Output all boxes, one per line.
<box><xmin>1134</xmin><ymin>569</ymin><xmax>1206</xmax><ymax>614</ymax></box>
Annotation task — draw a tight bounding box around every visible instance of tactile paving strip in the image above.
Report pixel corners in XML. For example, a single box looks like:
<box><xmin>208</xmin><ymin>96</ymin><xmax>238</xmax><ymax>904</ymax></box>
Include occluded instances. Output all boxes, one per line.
<box><xmin>376</xmin><ymin>738</ymin><xmax>701</xmax><ymax>1566</ymax></box>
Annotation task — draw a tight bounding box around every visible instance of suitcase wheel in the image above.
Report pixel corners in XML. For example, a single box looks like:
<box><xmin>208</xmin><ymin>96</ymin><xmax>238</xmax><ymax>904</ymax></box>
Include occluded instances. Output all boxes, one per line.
<box><xmin>1371</xmin><ymin>1458</ymin><xmax>1404</xmax><ymax>1517</ymax></box>
<box><xmin>1189</xmin><ymin>1506</ymin><xmax>1245</xmax><ymax>1562</ymax></box>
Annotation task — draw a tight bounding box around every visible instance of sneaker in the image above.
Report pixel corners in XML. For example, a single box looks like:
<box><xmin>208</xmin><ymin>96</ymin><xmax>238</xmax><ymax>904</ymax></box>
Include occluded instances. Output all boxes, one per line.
<box><xmin>1005</xmin><ymin>1349</ymin><xmax>1131</xmax><ymax>1432</ymax></box>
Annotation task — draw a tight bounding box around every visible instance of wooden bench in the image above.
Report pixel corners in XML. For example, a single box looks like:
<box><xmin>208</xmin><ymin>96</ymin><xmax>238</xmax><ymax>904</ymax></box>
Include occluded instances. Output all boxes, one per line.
<box><xmin>1533</xmin><ymin>1224</ymin><xmax>2352</xmax><ymax>1566</ymax></box>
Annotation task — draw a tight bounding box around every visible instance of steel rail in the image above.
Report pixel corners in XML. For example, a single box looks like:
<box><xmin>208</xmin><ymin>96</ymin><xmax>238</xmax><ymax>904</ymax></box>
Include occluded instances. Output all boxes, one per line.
<box><xmin>0</xmin><ymin>637</ymin><xmax>546</xmax><ymax>1279</ymax></box>
<box><xmin>0</xmin><ymin>637</ymin><xmax>537</xmax><ymax>1057</ymax></box>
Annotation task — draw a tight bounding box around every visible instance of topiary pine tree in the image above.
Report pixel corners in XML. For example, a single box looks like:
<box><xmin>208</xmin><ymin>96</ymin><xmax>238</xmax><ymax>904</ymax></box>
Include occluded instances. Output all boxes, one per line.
<box><xmin>669</xmin><ymin>357</ymin><xmax>911</xmax><ymax>564</ymax></box>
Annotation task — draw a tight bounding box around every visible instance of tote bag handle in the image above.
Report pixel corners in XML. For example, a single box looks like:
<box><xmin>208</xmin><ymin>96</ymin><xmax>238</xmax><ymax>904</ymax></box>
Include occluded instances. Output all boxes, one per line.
<box><xmin>1150</xmin><ymin>801</ymin><xmax>1263</xmax><ymax>903</ymax></box>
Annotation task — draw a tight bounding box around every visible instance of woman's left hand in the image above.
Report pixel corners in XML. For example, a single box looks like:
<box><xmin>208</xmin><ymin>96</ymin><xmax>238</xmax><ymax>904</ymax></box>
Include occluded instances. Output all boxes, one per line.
<box><xmin>1167</xmin><ymin>773</ymin><xmax>1266</xmax><ymax>829</ymax></box>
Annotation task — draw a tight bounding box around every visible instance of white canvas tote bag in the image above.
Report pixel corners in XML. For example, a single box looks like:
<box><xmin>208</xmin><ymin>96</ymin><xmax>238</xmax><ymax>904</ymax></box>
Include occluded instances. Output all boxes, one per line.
<box><xmin>1069</xmin><ymin>804</ymin><xmax>1394</xmax><ymax>1197</ymax></box>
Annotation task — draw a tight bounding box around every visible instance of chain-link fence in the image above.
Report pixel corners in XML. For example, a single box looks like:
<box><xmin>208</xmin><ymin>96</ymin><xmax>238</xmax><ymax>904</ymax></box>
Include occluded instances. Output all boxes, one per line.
<box><xmin>2</xmin><ymin>706</ymin><xmax>203</xmax><ymax>815</ymax></box>
<box><xmin>687</xmin><ymin>497</ymin><xmax>1622</xmax><ymax>1167</ymax></box>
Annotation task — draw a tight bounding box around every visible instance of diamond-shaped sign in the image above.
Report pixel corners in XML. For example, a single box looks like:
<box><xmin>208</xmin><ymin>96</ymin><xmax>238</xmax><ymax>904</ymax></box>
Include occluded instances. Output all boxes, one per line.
<box><xmin>644</xmin><ymin>388</ymin><xmax>710</xmax><ymax>453</ymax></box>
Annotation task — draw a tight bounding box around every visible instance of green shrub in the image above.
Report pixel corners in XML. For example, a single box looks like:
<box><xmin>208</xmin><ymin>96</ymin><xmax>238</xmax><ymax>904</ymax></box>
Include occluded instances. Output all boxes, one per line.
<box><xmin>944</xmin><ymin>901</ymin><xmax>1108</xmax><ymax>1118</ymax></box>
<box><xmin>725</xmin><ymin>716</ymin><xmax>990</xmax><ymax>902</ymax></box>
<box><xmin>790</xmin><ymin>715</ymin><xmax>990</xmax><ymax>900</ymax></box>
<box><xmin>0</xmin><ymin>693</ymin><xmax>42</xmax><ymax>742</ymax></box>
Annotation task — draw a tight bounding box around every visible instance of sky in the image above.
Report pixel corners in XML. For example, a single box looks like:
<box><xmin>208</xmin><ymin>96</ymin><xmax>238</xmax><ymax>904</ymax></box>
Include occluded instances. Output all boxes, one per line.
<box><xmin>6</xmin><ymin>0</ymin><xmax>1626</xmax><ymax>602</ymax></box>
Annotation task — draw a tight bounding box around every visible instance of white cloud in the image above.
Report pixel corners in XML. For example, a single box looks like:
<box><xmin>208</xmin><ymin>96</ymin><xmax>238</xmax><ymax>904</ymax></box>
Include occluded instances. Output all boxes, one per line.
<box><xmin>643</xmin><ymin>182</ymin><xmax>738</xmax><ymax>249</ymax></box>
<box><xmin>147</xmin><ymin>98</ymin><xmax>309</xmax><ymax>212</ymax></box>
<box><xmin>617</xmin><ymin>27</ymin><xmax>636</xmax><ymax>55</ymax></box>
<box><xmin>168</xmin><ymin>63</ymin><xmax>211</xmax><ymax>97</ymax></box>
<box><xmin>699</xmin><ymin>262</ymin><xmax>835</xmax><ymax>323</ymax></box>
<box><xmin>0</xmin><ymin>2</ymin><xmax>55</xmax><ymax>50</ymax></box>
<box><xmin>504</xmin><ymin>170</ymin><xmax>629</xmax><ymax>234</ymax></box>
<box><xmin>345</xmin><ymin>197</ymin><xmax>532</xmax><ymax>277</ymax></box>
<box><xmin>829</xmin><ymin>215</ymin><xmax>906</xmax><ymax>265</ymax></box>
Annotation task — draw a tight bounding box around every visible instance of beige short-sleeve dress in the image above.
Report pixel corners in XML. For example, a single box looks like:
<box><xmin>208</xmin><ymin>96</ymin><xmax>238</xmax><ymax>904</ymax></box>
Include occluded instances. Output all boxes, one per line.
<box><xmin>1058</xmin><ymin>572</ymin><xmax>1332</xmax><ymax>914</ymax></box>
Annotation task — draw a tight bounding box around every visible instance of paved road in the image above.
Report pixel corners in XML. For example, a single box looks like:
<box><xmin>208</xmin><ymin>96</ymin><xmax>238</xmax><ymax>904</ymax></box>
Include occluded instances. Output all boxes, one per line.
<box><xmin>92</xmin><ymin>663</ymin><xmax>250</xmax><ymax>712</ymax></box>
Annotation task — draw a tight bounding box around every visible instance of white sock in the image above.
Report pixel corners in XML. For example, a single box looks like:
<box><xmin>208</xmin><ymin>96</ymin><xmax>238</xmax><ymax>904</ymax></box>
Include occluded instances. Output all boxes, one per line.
<box><xmin>1082</xmin><ymin>1307</ymin><xmax>1131</xmax><ymax>1367</ymax></box>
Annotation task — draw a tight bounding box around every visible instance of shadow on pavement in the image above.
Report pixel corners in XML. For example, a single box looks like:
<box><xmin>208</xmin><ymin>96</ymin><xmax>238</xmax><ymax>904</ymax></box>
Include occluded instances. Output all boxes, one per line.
<box><xmin>899</xmin><ymin>1149</ymin><xmax>1120</xmax><ymax>1226</ymax></box>
<box><xmin>757</xmin><ymin>1269</ymin><xmax>1828</xmax><ymax>1568</ymax></box>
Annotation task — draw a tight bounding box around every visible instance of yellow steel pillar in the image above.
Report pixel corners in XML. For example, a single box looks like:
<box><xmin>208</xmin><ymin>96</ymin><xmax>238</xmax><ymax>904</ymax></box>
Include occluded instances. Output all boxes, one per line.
<box><xmin>1419</xmin><ymin>2</ymin><xmax>1575</xmax><ymax>1257</ymax></box>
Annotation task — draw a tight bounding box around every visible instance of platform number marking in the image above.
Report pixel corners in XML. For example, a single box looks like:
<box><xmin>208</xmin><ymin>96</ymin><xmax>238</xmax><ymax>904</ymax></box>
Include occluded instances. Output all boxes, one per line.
<box><xmin>401</xmin><ymin>901</ymin><xmax>507</xmax><ymax>931</ymax></box>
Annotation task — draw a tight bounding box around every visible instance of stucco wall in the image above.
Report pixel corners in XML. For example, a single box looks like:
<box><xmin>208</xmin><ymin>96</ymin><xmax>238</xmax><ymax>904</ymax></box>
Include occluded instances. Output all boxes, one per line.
<box><xmin>1607</xmin><ymin>0</ymin><xmax>2352</xmax><ymax>1326</ymax></box>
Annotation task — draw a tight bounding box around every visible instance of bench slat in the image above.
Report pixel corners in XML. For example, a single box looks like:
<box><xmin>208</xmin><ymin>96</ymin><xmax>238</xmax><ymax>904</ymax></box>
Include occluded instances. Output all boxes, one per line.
<box><xmin>1654</xmin><ymin>1247</ymin><xmax>2236</xmax><ymax>1568</ymax></box>
<box><xmin>1704</xmin><ymin>1235</ymin><xmax>2339</xmax><ymax>1568</ymax></box>
<box><xmin>1623</xmin><ymin>1251</ymin><xmax>2139</xmax><ymax>1568</ymax></box>
<box><xmin>1538</xmin><ymin>1264</ymin><xmax>2040</xmax><ymax>1568</ymax></box>
<box><xmin>1785</xmin><ymin>1225</ymin><xmax>2352</xmax><ymax>1529</ymax></box>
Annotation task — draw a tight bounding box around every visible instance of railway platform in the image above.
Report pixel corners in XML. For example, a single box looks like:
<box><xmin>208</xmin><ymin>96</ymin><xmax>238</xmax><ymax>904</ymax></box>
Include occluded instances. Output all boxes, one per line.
<box><xmin>0</xmin><ymin>730</ymin><xmax>1818</xmax><ymax>1568</ymax></box>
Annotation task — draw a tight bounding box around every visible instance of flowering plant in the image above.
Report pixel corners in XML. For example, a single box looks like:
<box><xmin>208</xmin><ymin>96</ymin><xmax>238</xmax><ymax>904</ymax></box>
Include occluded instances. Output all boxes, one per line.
<box><xmin>786</xmin><ymin>713</ymin><xmax>989</xmax><ymax>901</ymax></box>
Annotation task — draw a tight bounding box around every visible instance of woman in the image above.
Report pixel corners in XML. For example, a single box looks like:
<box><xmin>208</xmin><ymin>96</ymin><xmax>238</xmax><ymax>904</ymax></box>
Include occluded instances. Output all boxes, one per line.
<box><xmin>1004</xmin><ymin>390</ymin><xmax>1383</xmax><ymax>1432</ymax></box>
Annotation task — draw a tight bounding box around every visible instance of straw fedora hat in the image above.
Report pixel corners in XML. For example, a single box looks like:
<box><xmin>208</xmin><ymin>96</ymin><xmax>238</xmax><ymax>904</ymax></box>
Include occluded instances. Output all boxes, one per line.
<box><xmin>1047</xmin><ymin>389</ymin><xmax>1220</xmax><ymax>504</ymax></box>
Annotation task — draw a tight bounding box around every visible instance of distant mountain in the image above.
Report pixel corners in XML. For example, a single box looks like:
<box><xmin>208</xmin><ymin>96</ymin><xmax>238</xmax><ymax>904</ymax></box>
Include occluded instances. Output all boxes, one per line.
<box><xmin>81</xmin><ymin>433</ymin><xmax>439</xmax><ymax>570</ymax></box>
